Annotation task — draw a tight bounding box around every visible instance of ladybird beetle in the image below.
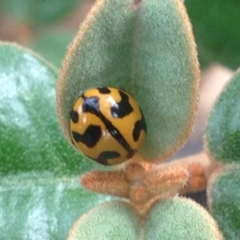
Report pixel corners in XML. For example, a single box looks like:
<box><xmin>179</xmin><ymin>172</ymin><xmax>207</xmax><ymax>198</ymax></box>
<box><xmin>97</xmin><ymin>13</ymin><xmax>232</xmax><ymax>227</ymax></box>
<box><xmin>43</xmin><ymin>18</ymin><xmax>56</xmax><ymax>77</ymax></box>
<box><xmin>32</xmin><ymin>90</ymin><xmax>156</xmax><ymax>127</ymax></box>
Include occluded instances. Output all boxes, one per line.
<box><xmin>69</xmin><ymin>87</ymin><xmax>147</xmax><ymax>165</ymax></box>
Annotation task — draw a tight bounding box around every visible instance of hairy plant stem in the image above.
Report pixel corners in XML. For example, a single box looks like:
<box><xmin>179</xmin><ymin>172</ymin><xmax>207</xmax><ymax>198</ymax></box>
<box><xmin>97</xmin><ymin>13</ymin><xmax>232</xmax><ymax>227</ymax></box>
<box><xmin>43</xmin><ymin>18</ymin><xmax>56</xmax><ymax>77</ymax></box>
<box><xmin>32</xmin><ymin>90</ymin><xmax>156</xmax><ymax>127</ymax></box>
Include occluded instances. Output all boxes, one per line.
<box><xmin>81</xmin><ymin>152</ymin><xmax>218</xmax><ymax>216</ymax></box>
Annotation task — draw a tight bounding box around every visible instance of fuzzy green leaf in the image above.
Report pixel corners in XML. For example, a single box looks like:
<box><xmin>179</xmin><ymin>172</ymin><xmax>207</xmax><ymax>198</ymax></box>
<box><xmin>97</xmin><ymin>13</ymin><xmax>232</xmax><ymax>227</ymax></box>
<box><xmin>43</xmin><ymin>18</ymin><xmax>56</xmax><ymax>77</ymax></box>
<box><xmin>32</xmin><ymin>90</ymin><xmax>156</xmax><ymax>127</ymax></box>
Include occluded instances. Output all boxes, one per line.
<box><xmin>0</xmin><ymin>0</ymin><xmax>80</xmax><ymax>25</ymax></box>
<box><xmin>57</xmin><ymin>0</ymin><xmax>199</xmax><ymax>162</ymax></box>
<box><xmin>0</xmin><ymin>43</ymin><xmax>97</xmax><ymax>175</ymax></box>
<box><xmin>67</xmin><ymin>201</ymin><xmax>141</xmax><ymax>240</ymax></box>
<box><xmin>206</xmin><ymin>69</ymin><xmax>240</xmax><ymax>164</ymax></box>
<box><xmin>68</xmin><ymin>197</ymin><xmax>222</xmax><ymax>240</ymax></box>
<box><xmin>145</xmin><ymin>197</ymin><xmax>222</xmax><ymax>240</ymax></box>
<box><xmin>0</xmin><ymin>173</ymin><xmax>108</xmax><ymax>240</ymax></box>
<box><xmin>208</xmin><ymin>167</ymin><xmax>240</xmax><ymax>240</ymax></box>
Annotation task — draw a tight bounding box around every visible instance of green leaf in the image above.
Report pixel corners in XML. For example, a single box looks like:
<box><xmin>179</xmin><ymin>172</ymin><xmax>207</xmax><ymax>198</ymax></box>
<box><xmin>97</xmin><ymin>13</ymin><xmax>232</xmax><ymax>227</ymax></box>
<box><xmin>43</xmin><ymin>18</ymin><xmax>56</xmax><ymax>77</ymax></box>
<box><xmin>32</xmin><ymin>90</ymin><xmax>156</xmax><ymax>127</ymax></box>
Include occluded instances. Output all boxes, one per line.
<box><xmin>67</xmin><ymin>201</ymin><xmax>141</xmax><ymax>240</ymax></box>
<box><xmin>206</xmin><ymin>69</ymin><xmax>240</xmax><ymax>164</ymax></box>
<box><xmin>186</xmin><ymin>0</ymin><xmax>240</xmax><ymax>69</ymax></box>
<box><xmin>0</xmin><ymin>43</ymin><xmax>97</xmax><ymax>176</ymax></box>
<box><xmin>145</xmin><ymin>197</ymin><xmax>223</xmax><ymax>240</ymax></box>
<box><xmin>0</xmin><ymin>43</ymin><xmax>110</xmax><ymax>239</ymax></box>
<box><xmin>29</xmin><ymin>31</ymin><xmax>75</xmax><ymax>68</ymax></box>
<box><xmin>0</xmin><ymin>173</ymin><xmax>108</xmax><ymax>240</ymax></box>
<box><xmin>68</xmin><ymin>197</ymin><xmax>223</xmax><ymax>240</ymax></box>
<box><xmin>0</xmin><ymin>0</ymin><xmax>80</xmax><ymax>25</ymax></box>
<box><xmin>57</xmin><ymin>0</ymin><xmax>199</xmax><ymax>162</ymax></box>
<box><xmin>208</xmin><ymin>167</ymin><xmax>240</xmax><ymax>240</ymax></box>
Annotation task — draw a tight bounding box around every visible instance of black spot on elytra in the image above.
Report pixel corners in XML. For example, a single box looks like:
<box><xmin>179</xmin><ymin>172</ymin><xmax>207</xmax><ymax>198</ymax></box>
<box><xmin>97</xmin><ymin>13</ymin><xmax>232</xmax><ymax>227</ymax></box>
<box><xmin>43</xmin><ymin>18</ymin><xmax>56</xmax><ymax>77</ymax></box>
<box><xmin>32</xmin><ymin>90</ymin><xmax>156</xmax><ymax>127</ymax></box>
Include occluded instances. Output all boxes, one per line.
<box><xmin>127</xmin><ymin>149</ymin><xmax>136</xmax><ymax>159</ymax></box>
<box><xmin>111</xmin><ymin>90</ymin><xmax>133</xmax><ymax>118</ymax></box>
<box><xmin>96</xmin><ymin>151</ymin><xmax>121</xmax><ymax>165</ymax></box>
<box><xmin>72</xmin><ymin>125</ymin><xmax>102</xmax><ymax>148</ymax></box>
<box><xmin>133</xmin><ymin>110</ymin><xmax>147</xmax><ymax>141</ymax></box>
<box><xmin>82</xmin><ymin>96</ymin><xmax>99</xmax><ymax>114</ymax></box>
<box><xmin>81</xmin><ymin>95</ymin><xmax>134</xmax><ymax>156</ymax></box>
<box><xmin>98</xmin><ymin>87</ymin><xmax>111</xmax><ymax>94</ymax></box>
<box><xmin>70</xmin><ymin>110</ymin><xmax>79</xmax><ymax>123</ymax></box>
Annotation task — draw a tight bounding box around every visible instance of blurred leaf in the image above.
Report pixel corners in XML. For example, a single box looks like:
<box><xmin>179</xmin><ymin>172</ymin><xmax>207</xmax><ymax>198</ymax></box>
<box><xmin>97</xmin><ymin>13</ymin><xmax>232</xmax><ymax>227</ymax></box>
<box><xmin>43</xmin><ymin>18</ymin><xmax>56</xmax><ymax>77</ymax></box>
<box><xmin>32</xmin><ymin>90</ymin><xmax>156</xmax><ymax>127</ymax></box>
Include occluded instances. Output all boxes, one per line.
<box><xmin>208</xmin><ymin>167</ymin><xmax>240</xmax><ymax>240</ymax></box>
<box><xmin>145</xmin><ymin>197</ymin><xmax>223</xmax><ymax>240</ymax></box>
<box><xmin>57</xmin><ymin>0</ymin><xmax>199</xmax><ymax>161</ymax></box>
<box><xmin>67</xmin><ymin>201</ymin><xmax>141</xmax><ymax>240</ymax></box>
<box><xmin>206</xmin><ymin>69</ymin><xmax>240</xmax><ymax>164</ymax></box>
<box><xmin>29</xmin><ymin>31</ymin><xmax>75</xmax><ymax>68</ymax></box>
<box><xmin>0</xmin><ymin>0</ymin><xmax>81</xmax><ymax>25</ymax></box>
<box><xmin>0</xmin><ymin>173</ymin><xmax>109</xmax><ymax>240</ymax></box>
<box><xmin>185</xmin><ymin>0</ymin><xmax>240</xmax><ymax>69</ymax></box>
